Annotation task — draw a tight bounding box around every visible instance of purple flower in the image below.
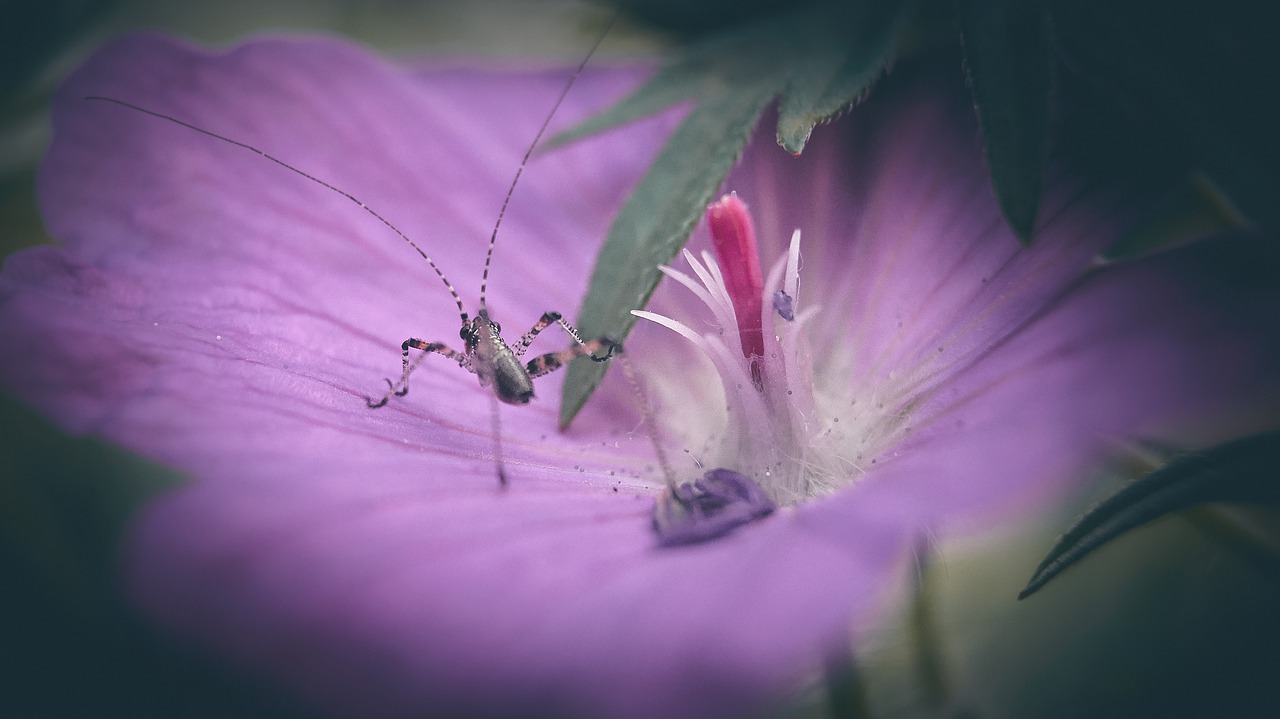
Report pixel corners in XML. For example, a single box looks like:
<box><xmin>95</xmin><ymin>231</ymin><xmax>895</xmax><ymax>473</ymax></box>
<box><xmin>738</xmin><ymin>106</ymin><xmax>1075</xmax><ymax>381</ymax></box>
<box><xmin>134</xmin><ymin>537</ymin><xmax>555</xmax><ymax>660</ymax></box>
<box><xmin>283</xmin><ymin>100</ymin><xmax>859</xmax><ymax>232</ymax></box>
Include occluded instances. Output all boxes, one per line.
<box><xmin>3</xmin><ymin>33</ymin><xmax>1279</xmax><ymax>719</ymax></box>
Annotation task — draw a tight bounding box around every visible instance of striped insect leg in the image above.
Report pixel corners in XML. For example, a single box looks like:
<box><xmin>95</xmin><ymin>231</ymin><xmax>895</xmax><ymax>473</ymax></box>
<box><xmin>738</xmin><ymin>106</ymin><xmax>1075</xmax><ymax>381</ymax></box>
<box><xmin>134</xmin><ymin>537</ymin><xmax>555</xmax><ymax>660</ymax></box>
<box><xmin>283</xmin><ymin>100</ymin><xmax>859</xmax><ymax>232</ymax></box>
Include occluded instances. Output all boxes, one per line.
<box><xmin>366</xmin><ymin>338</ymin><xmax>470</xmax><ymax>408</ymax></box>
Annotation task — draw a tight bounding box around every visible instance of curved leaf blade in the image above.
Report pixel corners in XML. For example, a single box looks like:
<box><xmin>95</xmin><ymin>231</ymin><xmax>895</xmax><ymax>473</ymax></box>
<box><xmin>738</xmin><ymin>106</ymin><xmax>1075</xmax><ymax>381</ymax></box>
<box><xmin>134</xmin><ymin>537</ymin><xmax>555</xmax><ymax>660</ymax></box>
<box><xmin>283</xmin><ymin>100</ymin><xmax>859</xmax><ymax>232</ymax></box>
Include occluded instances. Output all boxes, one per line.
<box><xmin>546</xmin><ymin>62</ymin><xmax>703</xmax><ymax>149</ymax></box>
<box><xmin>1019</xmin><ymin>432</ymin><xmax>1280</xmax><ymax>599</ymax></box>
<box><xmin>559</xmin><ymin>85</ymin><xmax>775</xmax><ymax>427</ymax></box>
<box><xmin>1100</xmin><ymin>174</ymin><xmax>1249</xmax><ymax>264</ymax></box>
<box><xmin>957</xmin><ymin>0</ymin><xmax>1053</xmax><ymax>243</ymax></box>
<box><xmin>776</xmin><ymin>0</ymin><xmax>909</xmax><ymax>154</ymax></box>
<box><xmin>557</xmin><ymin>1</ymin><xmax>919</xmax><ymax>425</ymax></box>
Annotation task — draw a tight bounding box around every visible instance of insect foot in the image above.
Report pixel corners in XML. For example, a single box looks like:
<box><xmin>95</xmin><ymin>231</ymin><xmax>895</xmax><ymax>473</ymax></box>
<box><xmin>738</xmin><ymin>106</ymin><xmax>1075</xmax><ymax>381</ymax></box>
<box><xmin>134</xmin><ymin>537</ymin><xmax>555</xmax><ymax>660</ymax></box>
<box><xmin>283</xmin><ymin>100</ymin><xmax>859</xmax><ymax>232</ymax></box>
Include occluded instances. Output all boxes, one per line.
<box><xmin>522</xmin><ymin>333</ymin><xmax>618</xmax><ymax>381</ymax></box>
<box><xmin>592</xmin><ymin>336</ymin><xmax>622</xmax><ymax>361</ymax></box>
<box><xmin>364</xmin><ymin>380</ymin><xmax>398</xmax><ymax>409</ymax></box>
<box><xmin>364</xmin><ymin>337</ymin><xmax>471</xmax><ymax>408</ymax></box>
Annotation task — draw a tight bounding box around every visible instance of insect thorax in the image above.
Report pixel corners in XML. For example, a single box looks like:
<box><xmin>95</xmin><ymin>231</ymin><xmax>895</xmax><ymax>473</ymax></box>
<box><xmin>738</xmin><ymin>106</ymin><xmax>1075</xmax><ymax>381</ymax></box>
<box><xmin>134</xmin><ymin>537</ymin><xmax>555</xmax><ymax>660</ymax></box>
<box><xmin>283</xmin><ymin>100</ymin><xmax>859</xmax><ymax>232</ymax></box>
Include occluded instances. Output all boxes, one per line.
<box><xmin>466</xmin><ymin>313</ymin><xmax>534</xmax><ymax>405</ymax></box>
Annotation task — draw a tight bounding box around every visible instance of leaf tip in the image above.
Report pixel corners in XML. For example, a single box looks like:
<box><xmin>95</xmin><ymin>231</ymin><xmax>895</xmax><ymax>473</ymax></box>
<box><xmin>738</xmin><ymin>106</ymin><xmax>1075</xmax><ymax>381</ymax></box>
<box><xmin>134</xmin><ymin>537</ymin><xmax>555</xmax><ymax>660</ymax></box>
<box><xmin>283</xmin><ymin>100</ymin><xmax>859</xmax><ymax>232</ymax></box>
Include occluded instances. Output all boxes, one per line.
<box><xmin>1016</xmin><ymin>580</ymin><xmax>1041</xmax><ymax>601</ymax></box>
<box><xmin>776</xmin><ymin>117</ymin><xmax>813</xmax><ymax>155</ymax></box>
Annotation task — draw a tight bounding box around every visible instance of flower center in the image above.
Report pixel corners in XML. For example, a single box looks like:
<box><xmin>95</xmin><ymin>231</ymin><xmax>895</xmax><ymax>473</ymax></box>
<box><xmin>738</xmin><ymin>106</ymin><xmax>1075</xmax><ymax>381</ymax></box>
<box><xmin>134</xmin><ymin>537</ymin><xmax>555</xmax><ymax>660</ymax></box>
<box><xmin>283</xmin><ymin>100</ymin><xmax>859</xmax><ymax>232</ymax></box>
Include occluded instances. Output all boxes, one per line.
<box><xmin>636</xmin><ymin>194</ymin><xmax>910</xmax><ymax>507</ymax></box>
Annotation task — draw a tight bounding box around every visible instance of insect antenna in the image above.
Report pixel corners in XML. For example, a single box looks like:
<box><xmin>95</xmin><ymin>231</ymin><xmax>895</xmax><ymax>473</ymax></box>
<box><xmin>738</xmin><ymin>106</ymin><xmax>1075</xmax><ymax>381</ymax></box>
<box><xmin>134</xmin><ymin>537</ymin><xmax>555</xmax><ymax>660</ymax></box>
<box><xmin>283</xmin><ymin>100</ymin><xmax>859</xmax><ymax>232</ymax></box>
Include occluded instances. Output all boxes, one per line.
<box><xmin>88</xmin><ymin>5</ymin><xmax>627</xmax><ymax>487</ymax></box>
<box><xmin>477</xmin><ymin>6</ymin><xmax>622</xmax><ymax>312</ymax></box>
<box><xmin>83</xmin><ymin>95</ymin><xmax>471</xmax><ymax>323</ymax></box>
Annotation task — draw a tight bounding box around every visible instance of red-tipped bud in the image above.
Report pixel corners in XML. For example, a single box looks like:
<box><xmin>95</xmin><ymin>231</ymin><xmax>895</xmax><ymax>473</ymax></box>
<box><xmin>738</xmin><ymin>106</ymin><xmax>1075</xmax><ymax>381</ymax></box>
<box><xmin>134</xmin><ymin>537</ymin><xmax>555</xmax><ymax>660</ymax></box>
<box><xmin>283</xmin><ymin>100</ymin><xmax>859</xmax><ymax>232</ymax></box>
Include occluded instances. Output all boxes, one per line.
<box><xmin>706</xmin><ymin>193</ymin><xmax>765</xmax><ymax>385</ymax></box>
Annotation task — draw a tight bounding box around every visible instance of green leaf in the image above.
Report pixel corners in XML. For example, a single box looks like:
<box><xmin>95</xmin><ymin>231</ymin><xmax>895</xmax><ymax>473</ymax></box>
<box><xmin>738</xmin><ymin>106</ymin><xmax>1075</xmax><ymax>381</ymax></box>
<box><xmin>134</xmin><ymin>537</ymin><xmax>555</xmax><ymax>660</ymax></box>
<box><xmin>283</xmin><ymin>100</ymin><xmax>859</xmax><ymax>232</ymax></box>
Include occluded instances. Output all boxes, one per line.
<box><xmin>1100</xmin><ymin>173</ymin><xmax>1249</xmax><ymax>263</ymax></box>
<box><xmin>0</xmin><ymin>391</ymin><xmax>315</xmax><ymax>716</ymax></box>
<box><xmin>554</xmin><ymin>10</ymin><xmax>794</xmax><ymax>427</ymax></box>
<box><xmin>823</xmin><ymin>643</ymin><xmax>871</xmax><ymax>719</ymax></box>
<box><xmin>956</xmin><ymin>0</ymin><xmax>1053</xmax><ymax>243</ymax></box>
<box><xmin>906</xmin><ymin>541</ymin><xmax>949</xmax><ymax>711</ymax></box>
<box><xmin>0</xmin><ymin>394</ymin><xmax>183</xmax><ymax>604</ymax></box>
<box><xmin>558</xmin><ymin>1</ymin><xmax>914</xmax><ymax>425</ymax></box>
<box><xmin>563</xmin><ymin>1</ymin><xmax>909</xmax><ymax>156</ymax></box>
<box><xmin>1018</xmin><ymin>432</ymin><xmax>1280</xmax><ymax>600</ymax></box>
<box><xmin>559</xmin><ymin>83</ymin><xmax>776</xmax><ymax>427</ymax></box>
<box><xmin>1052</xmin><ymin>0</ymin><xmax>1280</xmax><ymax>239</ymax></box>
<box><xmin>545</xmin><ymin>60</ymin><xmax>704</xmax><ymax>149</ymax></box>
<box><xmin>776</xmin><ymin>0</ymin><xmax>908</xmax><ymax>153</ymax></box>
<box><xmin>549</xmin><ymin>5</ymin><xmax>806</xmax><ymax>147</ymax></box>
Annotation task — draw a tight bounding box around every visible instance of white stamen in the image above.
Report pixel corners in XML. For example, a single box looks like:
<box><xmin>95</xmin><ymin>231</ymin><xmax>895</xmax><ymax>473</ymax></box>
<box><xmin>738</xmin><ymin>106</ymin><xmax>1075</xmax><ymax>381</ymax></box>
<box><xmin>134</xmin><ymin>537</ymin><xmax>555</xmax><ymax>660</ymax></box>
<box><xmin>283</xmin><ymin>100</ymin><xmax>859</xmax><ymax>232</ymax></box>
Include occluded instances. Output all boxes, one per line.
<box><xmin>637</xmin><ymin>228</ymin><xmax>918</xmax><ymax>505</ymax></box>
<box><xmin>631</xmin><ymin>310</ymin><xmax>704</xmax><ymax>348</ymax></box>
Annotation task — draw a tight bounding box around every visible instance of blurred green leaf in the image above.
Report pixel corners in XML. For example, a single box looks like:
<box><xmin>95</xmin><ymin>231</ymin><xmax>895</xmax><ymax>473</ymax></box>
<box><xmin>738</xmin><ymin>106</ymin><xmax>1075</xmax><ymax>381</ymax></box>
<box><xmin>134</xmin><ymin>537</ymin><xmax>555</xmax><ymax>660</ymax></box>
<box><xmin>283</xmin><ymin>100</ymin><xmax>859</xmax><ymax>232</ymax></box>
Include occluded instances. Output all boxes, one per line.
<box><xmin>0</xmin><ymin>393</ymin><xmax>183</xmax><ymax>603</ymax></box>
<box><xmin>824</xmin><ymin>645</ymin><xmax>872</xmax><ymax>719</ymax></box>
<box><xmin>1100</xmin><ymin>173</ymin><xmax>1249</xmax><ymax>263</ymax></box>
<box><xmin>624</xmin><ymin>0</ymin><xmax>824</xmax><ymax>36</ymax></box>
<box><xmin>0</xmin><ymin>0</ymin><xmax>115</xmax><ymax>102</ymax></box>
<box><xmin>776</xmin><ymin>0</ymin><xmax>907</xmax><ymax>153</ymax></box>
<box><xmin>545</xmin><ymin>53</ymin><xmax>703</xmax><ymax>147</ymax></box>
<box><xmin>907</xmin><ymin>541</ymin><xmax>949</xmax><ymax>711</ymax></box>
<box><xmin>1051</xmin><ymin>0</ymin><xmax>1280</xmax><ymax>239</ymax></box>
<box><xmin>0</xmin><ymin>393</ymin><xmax>320</xmax><ymax>717</ymax></box>
<box><xmin>956</xmin><ymin>0</ymin><xmax>1052</xmax><ymax>243</ymax></box>
<box><xmin>1019</xmin><ymin>432</ymin><xmax>1280</xmax><ymax>599</ymax></box>
<box><xmin>1182</xmin><ymin>504</ymin><xmax>1280</xmax><ymax>575</ymax></box>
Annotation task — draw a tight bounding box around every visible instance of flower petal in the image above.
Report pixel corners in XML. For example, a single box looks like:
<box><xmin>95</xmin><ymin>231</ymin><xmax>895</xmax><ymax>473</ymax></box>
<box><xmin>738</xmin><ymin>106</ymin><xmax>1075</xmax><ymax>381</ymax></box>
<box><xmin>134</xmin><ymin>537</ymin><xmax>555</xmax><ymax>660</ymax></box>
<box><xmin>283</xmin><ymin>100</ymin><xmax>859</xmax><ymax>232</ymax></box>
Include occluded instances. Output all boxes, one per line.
<box><xmin>1</xmin><ymin>34</ymin><xmax>906</xmax><ymax>718</ymax></box>
<box><xmin>4</xmin><ymin>33</ymin><xmax>1278</xmax><ymax>719</ymax></box>
<box><xmin>683</xmin><ymin>64</ymin><xmax>1280</xmax><ymax>533</ymax></box>
<box><xmin>131</xmin><ymin>470</ymin><xmax>908</xmax><ymax>717</ymax></box>
<box><xmin>8</xmin><ymin>33</ymin><xmax>672</xmax><ymax>482</ymax></box>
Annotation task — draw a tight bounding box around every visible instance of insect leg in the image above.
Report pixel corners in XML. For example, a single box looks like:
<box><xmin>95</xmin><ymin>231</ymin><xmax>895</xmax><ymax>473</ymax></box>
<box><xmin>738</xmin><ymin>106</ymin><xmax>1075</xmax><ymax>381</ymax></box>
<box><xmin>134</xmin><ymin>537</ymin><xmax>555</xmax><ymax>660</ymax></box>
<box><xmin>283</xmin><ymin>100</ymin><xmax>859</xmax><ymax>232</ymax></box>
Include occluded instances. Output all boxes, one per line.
<box><xmin>513</xmin><ymin>312</ymin><xmax>606</xmax><ymax>359</ymax></box>
<box><xmin>553</xmin><ymin>316</ymin><xmax>588</xmax><ymax>346</ymax></box>
<box><xmin>525</xmin><ymin>337</ymin><xmax>620</xmax><ymax>379</ymax></box>
<box><xmin>366</xmin><ymin>338</ymin><xmax>470</xmax><ymax>408</ymax></box>
<box><xmin>512</xmin><ymin>311</ymin><xmax>563</xmax><ymax>357</ymax></box>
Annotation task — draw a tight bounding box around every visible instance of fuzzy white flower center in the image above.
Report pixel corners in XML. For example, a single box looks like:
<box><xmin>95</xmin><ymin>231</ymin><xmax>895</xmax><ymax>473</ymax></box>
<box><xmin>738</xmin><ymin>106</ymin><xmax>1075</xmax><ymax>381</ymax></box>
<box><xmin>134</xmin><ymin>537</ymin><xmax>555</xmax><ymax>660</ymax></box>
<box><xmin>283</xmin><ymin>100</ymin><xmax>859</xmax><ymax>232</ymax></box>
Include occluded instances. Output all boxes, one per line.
<box><xmin>635</xmin><ymin>229</ymin><xmax>911</xmax><ymax>506</ymax></box>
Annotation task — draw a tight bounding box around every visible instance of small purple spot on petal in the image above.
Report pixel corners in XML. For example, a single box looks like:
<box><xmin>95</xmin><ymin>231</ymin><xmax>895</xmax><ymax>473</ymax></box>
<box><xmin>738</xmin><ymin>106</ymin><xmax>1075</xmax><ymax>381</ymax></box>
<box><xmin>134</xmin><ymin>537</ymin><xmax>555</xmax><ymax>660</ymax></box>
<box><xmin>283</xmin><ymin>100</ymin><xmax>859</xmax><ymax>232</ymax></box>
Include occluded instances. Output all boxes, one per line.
<box><xmin>652</xmin><ymin>468</ymin><xmax>776</xmax><ymax>547</ymax></box>
<box><xmin>772</xmin><ymin>290</ymin><xmax>795</xmax><ymax>321</ymax></box>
